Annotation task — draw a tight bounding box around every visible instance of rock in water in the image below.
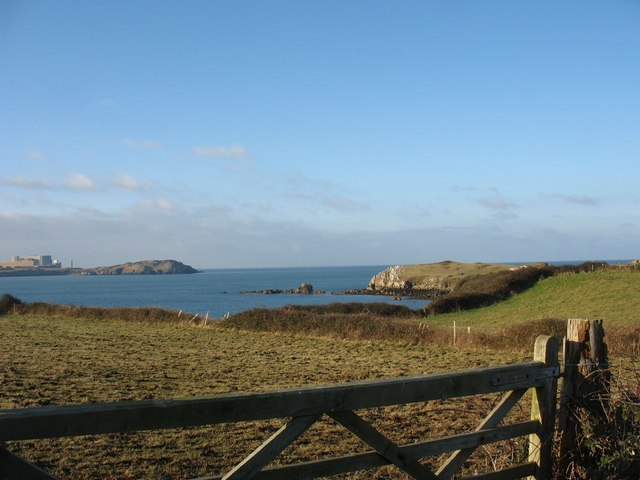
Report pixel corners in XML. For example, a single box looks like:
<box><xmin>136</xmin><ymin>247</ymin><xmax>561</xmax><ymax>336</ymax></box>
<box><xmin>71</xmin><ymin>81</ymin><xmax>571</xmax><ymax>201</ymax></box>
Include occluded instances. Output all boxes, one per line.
<box><xmin>296</xmin><ymin>283</ymin><xmax>314</xmax><ymax>294</ymax></box>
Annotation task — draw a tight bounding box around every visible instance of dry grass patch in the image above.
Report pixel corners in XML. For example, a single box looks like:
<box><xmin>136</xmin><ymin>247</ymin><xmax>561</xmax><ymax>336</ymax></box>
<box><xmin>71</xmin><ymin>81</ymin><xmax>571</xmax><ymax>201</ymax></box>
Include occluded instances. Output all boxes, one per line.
<box><xmin>401</xmin><ymin>261</ymin><xmax>516</xmax><ymax>286</ymax></box>
<box><xmin>1</xmin><ymin>313</ymin><xmax>531</xmax><ymax>479</ymax></box>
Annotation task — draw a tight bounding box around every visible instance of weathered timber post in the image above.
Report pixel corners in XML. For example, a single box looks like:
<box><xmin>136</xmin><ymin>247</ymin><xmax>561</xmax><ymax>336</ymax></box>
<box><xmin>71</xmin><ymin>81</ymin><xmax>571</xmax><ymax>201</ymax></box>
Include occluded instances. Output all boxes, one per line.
<box><xmin>453</xmin><ymin>321</ymin><xmax>457</xmax><ymax>346</ymax></box>
<box><xmin>558</xmin><ymin>319</ymin><xmax>609</xmax><ymax>477</ymax></box>
<box><xmin>528</xmin><ymin>334</ymin><xmax>559</xmax><ymax>480</ymax></box>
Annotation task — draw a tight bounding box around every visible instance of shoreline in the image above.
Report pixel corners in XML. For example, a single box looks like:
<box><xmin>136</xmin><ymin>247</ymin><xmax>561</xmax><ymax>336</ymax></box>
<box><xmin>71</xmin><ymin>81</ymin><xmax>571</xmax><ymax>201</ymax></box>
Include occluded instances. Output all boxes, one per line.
<box><xmin>0</xmin><ymin>268</ymin><xmax>75</xmax><ymax>277</ymax></box>
<box><xmin>0</xmin><ymin>261</ymin><xmax>199</xmax><ymax>277</ymax></box>
<box><xmin>333</xmin><ymin>287</ymin><xmax>445</xmax><ymax>300</ymax></box>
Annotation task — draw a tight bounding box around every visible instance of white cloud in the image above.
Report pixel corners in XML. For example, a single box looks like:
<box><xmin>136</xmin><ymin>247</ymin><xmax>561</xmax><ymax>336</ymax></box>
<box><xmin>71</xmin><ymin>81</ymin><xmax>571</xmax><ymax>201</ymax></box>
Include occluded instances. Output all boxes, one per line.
<box><xmin>476</xmin><ymin>194</ymin><xmax>518</xmax><ymax>221</ymax></box>
<box><xmin>193</xmin><ymin>145</ymin><xmax>249</xmax><ymax>159</ymax></box>
<box><xmin>1</xmin><ymin>176</ymin><xmax>53</xmax><ymax>190</ymax></box>
<box><xmin>282</xmin><ymin>174</ymin><xmax>369</xmax><ymax>213</ymax></box>
<box><xmin>113</xmin><ymin>173</ymin><xmax>143</xmax><ymax>191</ymax></box>
<box><xmin>450</xmin><ymin>185</ymin><xmax>478</xmax><ymax>193</ymax></box>
<box><xmin>156</xmin><ymin>197</ymin><xmax>175</xmax><ymax>210</ymax></box>
<box><xmin>193</xmin><ymin>145</ymin><xmax>253</xmax><ymax>171</ymax></box>
<box><xmin>122</xmin><ymin>138</ymin><xmax>162</xmax><ymax>150</ymax></box>
<box><xmin>488</xmin><ymin>210</ymin><xmax>518</xmax><ymax>221</ymax></box>
<box><xmin>285</xmin><ymin>173</ymin><xmax>335</xmax><ymax>192</ymax></box>
<box><xmin>559</xmin><ymin>194</ymin><xmax>601</xmax><ymax>206</ymax></box>
<box><xmin>25</xmin><ymin>149</ymin><xmax>45</xmax><ymax>161</ymax></box>
<box><xmin>1</xmin><ymin>202</ymin><xmax>637</xmax><ymax>269</ymax></box>
<box><xmin>0</xmin><ymin>191</ymin><xmax>16</xmax><ymax>203</ymax></box>
<box><xmin>138</xmin><ymin>196</ymin><xmax>176</xmax><ymax>211</ymax></box>
<box><xmin>98</xmin><ymin>98</ymin><xmax>117</xmax><ymax>107</ymax></box>
<box><xmin>314</xmin><ymin>192</ymin><xmax>370</xmax><ymax>212</ymax></box>
<box><xmin>0</xmin><ymin>211</ymin><xmax>22</xmax><ymax>219</ymax></box>
<box><xmin>478</xmin><ymin>197</ymin><xmax>514</xmax><ymax>210</ymax></box>
<box><xmin>64</xmin><ymin>172</ymin><xmax>98</xmax><ymax>191</ymax></box>
<box><xmin>2</xmin><ymin>172</ymin><xmax>147</xmax><ymax>195</ymax></box>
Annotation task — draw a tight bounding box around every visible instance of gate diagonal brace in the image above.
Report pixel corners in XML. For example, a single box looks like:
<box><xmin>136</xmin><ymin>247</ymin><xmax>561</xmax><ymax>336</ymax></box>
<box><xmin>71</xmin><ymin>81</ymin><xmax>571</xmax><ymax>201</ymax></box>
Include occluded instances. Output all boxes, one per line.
<box><xmin>436</xmin><ymin>388</ymin><xmax>527</xmax><ymax>480</ymax></box>
<box><xmin>329</xmin><ymin>410</ymin><xmax>438</xmax><ymax>480</ymax></box>
<box><xmin>222</xmin><ymin>414</ymin><xmax>320</xmax><ymax>480</ymax></box>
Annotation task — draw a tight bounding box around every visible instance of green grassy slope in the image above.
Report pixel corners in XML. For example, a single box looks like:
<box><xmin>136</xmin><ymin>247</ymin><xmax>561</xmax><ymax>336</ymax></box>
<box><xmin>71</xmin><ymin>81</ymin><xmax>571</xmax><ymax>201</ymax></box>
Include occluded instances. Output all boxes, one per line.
<box><xmin>429</xmin><ymin>270</ymin><xmax>640</xmax><ymax>329</ymax></box>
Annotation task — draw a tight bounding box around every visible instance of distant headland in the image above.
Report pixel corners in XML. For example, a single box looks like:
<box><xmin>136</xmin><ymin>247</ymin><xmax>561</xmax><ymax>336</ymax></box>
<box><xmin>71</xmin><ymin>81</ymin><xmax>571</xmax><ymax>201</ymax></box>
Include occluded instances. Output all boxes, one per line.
<box><xmin>0</xmin><ymin>259</ymin><xmax>199</xmax><ymax>277</ymax></box>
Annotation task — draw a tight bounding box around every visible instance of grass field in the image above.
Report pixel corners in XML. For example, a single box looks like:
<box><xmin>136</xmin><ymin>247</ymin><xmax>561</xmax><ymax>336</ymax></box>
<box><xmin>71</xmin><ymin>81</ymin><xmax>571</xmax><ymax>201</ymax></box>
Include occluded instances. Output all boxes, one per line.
<box><xmin>1</xmin><ymin>313</ymin><xmax>531</xmax><ymax>480</ymax></box>
<box><xmin>428</xmin><ymin>270</ymin><xmax>640</xmax><ymax>329</ymax></box>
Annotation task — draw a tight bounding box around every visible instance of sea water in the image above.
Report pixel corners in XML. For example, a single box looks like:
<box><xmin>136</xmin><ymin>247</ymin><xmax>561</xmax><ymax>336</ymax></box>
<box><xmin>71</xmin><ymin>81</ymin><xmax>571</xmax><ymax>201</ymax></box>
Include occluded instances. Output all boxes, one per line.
<box><xmin>3</xmin><ymin>260</ymin><xmax>632</xmax><ymax>318</ymax></box>
<box><xmin>0</xmin><ymin>265</ymin><xmax>429</xmax><ymax>317</ymax></box>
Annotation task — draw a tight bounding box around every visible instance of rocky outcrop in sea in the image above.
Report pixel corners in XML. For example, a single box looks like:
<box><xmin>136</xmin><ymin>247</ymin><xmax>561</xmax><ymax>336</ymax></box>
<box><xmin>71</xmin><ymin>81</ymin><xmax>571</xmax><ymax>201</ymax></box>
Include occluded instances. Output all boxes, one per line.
<box><xmin>241</xmin><ymin>283</ymin><xmax>324</xmax><ymax>295</ymax></box>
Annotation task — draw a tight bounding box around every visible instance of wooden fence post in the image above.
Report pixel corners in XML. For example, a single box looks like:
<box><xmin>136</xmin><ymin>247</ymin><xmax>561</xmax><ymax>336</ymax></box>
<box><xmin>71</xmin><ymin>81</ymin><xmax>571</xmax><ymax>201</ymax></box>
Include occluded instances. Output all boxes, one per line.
<box><xmin>453</xmin><ymin>321</ymin><xmax>456</xmax><ymax>346</ymax></box>
<box><xmin>528</xmin><ymin>334</ymin><xmax>559</xmax><ymax>480</ymax></box>
<box><xmin>558</xmin><ymin>319</ymin><xmax>609</xmax><ymax>477</ymax></box>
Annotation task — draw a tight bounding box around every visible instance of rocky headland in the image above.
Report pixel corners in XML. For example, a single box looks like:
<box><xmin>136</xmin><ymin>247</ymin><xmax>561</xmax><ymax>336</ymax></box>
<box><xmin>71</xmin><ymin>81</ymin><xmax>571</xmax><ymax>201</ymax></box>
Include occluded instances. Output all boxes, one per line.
<box><xmin>241</xmin><ymin>261</ymin><xmax>521</xmax><ymax>300</ymax></box>
<box><xmin>365</xmin><ymin>260</ymin><xmax>517</xmax><ymax>299</ymax></box>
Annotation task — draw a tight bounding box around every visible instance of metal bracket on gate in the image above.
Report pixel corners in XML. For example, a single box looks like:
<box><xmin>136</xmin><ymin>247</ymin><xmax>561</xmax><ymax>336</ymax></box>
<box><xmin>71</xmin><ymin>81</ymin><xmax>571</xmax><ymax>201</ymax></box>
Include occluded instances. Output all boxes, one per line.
<box><xmin>491</xmin><ymin>366</ymin><xmax>559</xmax><ymax>387</ymax></box>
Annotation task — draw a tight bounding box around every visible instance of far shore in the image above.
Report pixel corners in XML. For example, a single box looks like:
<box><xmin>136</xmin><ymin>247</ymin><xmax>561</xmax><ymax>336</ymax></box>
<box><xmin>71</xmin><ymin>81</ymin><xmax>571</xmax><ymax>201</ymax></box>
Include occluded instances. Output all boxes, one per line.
<box><xmin>0</xmin><ymin>268</ymin><xmax>77</xmax><ymax>277</ymax></box>
<box><xmin>0</xmin><ymin>259</ymin><xmax>199</xmax><ymax>277</ymax></box>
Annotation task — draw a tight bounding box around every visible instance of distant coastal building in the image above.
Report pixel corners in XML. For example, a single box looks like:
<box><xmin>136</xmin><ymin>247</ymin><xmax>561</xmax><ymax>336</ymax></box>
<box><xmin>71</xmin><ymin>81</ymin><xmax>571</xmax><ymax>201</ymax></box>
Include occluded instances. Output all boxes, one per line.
<box><xmin>0</xmin><ymin>255</ymin><xmax>62</xmax><ymax>268</ymax></box>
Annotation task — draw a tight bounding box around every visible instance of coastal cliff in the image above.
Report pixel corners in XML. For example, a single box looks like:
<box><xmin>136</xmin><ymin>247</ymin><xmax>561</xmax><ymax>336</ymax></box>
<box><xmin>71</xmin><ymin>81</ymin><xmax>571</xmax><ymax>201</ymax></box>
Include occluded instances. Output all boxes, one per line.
<box><xmin>367</xmin><ymin>261</ymin><xmax>515</xmax><ymax>297</ymax></box>
<box><xmin>367</xmin><ymin>265</ymin><xmax>414</xmax><ymax>290</ymax></box>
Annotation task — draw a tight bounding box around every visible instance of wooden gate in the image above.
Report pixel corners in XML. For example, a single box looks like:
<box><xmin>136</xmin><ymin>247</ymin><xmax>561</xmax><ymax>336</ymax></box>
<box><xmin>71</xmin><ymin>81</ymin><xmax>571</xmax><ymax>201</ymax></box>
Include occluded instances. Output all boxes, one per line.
<box><xmin>0</xmin><ymin>335</ymin><xmax>559</xmax><ymax>480</ymax></box>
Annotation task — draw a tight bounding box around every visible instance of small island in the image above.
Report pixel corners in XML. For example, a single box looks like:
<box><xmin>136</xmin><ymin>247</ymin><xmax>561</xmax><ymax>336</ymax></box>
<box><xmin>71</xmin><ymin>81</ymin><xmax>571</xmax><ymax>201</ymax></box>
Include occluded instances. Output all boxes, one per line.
<box><xmin>78</xmin><ymin>259</ymin><xmax>199</xmax><ymax>275</ymax></box>
<box><xmin>0</xmin><ymin>259</ymin><xmax>199</xmax><ymax>277</ymax></box>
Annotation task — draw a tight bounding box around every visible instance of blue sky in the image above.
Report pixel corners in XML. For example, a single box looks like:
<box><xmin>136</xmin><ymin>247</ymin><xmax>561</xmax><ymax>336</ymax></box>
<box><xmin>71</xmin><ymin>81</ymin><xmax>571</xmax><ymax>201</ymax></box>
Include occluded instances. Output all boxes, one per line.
<box><xmin>1</xmin><ymin>1</ymin><xmax>639</xmax><ymax>268</ymax></box>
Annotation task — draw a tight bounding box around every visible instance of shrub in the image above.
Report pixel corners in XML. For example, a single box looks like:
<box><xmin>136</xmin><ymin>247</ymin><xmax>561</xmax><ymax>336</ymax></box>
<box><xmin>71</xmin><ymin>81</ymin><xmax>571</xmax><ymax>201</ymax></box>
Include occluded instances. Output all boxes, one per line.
<box><xmin>0</xmin><ymin>294</ymin><xmax>22</xmax><ymax>315</ymax></box>
<box><xmin>219</xmin><ymin>307</ymin><xmax>425</xmax><ymax>343</ymax></box>
<box><xmin>557</xmin><ymin>367</ymin><xmax>640</xmax><ymax>479</ymax></box>
<box><xmin>553</xmin><ymin>261</ymin><xmax>611</xmax><ymax>275</ymax></box>
<box><xmin>465</xmin><ymin>318</ymin><xmax>567</xmax><ymax>351</ymax></box>
<box><xmin>284</xmin><ymin>302</ymin><xmax>418</xmax><ymax>317</ymax></box>
<box><xmin>605</xmin><ymin>326</ymin><xmax>640</xmax><ymax>358</ymax></box>
<box><xmin>14</xmin><ymin>301</ymin><xmax>187</xmax><ymax>324</ymax></box>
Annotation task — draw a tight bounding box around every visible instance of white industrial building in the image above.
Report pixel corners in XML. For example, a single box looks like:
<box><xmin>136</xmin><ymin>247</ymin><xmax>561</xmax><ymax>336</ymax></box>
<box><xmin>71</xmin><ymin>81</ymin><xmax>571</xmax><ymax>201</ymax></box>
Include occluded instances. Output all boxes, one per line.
<box><xmin>0</xmin><ymin>255</ymin><xmax>62</xmax><ymax>268</ymax></box>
